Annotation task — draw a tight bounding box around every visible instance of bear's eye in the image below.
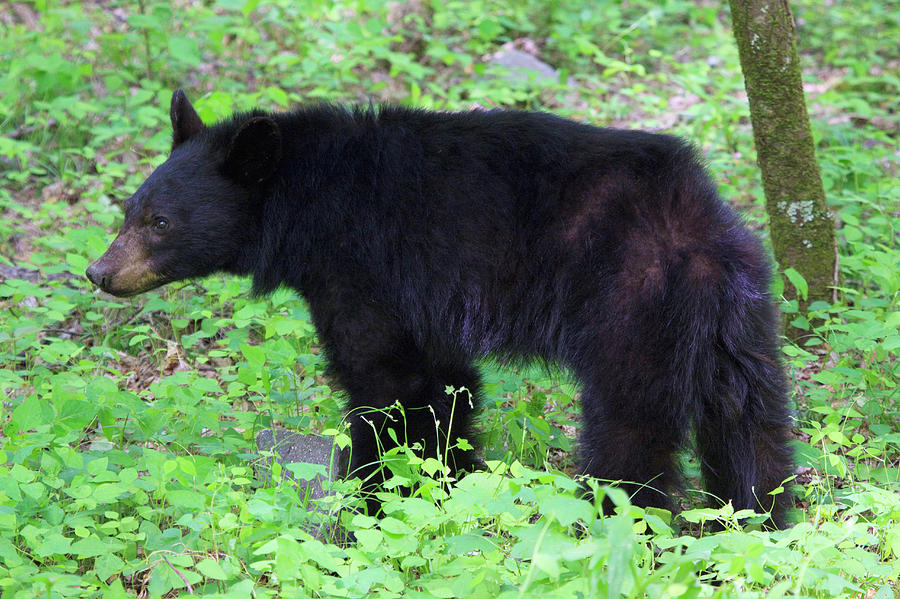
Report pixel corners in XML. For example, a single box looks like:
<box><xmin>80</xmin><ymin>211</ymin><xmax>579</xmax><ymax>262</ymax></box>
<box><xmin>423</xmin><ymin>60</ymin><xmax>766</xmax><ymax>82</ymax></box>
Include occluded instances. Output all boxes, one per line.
<box><xmin>153</xmin><ymin>217</ymin><xmax>169</xmax><ymax>231</ymax></box>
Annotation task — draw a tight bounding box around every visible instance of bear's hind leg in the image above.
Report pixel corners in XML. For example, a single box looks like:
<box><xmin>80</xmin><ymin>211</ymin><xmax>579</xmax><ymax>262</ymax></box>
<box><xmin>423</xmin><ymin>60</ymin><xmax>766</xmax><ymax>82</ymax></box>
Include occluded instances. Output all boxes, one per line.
<box><xmin>578</xmin><ymin>377</ymin><xmax>687</xmax><ymax>514</ymax></box>
<box><xmin>695</xmin><ymin>308</ymin><xmax>794</xmax><ymax>528</ymax></box>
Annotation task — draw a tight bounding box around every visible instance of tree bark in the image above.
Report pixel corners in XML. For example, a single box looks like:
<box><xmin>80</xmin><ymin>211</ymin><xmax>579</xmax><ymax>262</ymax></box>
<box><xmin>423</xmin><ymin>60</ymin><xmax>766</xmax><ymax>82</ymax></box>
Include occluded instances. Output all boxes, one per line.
<box><xmin>728</xmin><ymin>0</ymin><xmax>837</xmax><ymax>322</ymax></box>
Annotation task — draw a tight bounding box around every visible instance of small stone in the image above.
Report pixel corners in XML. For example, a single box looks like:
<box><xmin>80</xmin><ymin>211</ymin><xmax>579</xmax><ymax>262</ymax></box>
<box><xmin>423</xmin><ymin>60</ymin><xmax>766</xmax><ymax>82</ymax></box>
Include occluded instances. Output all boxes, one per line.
<box><xmin>255</xmin><ymin>428</ymin><xmax>351</xmax><ymax>542</ymax></box>
<box><xmin>255</xmin><ymin>428</ymin><xmax>347</xmax><ymax>500</ymax></box>
<box><xmin>488</xmin><ymin>49</ymin><xmax>560</xmax><ymax>83</ymax></box>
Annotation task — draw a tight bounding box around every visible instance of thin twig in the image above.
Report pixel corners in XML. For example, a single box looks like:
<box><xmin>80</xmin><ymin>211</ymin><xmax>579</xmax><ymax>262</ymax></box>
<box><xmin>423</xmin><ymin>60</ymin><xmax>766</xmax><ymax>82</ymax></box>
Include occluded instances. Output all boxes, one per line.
<box><xmin>162</xmin><ymin>554</ymin><xmax>194</xmax><ymax>595</ymax></box>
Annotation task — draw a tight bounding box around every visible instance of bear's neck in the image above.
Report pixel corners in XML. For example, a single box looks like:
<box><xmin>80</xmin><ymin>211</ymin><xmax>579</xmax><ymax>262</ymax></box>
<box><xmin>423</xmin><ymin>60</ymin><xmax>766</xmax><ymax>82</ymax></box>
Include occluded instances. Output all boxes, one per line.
<box><xmin>240</xmin><ymin>105</ymin><xmax>378</xmax><ymax>297</ymax></box>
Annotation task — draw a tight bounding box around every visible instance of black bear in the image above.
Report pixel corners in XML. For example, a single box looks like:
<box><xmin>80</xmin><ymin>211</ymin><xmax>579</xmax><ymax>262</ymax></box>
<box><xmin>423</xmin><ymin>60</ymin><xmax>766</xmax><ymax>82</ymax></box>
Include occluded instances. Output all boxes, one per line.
<box><xmin>87</xmin><ymin>90</ymin><xmax>793</xmax><ymax>527</ymax></box>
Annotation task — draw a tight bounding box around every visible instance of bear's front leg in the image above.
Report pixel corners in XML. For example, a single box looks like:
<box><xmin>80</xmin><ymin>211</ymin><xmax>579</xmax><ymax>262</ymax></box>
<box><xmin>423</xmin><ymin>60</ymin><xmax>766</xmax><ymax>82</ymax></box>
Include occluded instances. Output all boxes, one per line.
<box><xmin>310</xmin><ymin>298</ymin><xmax>482</xmax><ymax>514</ymax></box>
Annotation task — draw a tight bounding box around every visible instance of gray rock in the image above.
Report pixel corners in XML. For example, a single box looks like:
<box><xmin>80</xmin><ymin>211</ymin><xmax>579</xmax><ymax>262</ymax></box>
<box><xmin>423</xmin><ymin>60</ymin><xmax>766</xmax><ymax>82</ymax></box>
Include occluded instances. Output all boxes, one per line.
<box><xmin>255</xmin><ymin>428</ymin><xmax>347</xmax><ymax>499</ymax></box>
<box><xmin>488</xmin><ymin>49</ymin><xmax>560</xmax><ymax>83</ymax></box>
<box><xmin>255</xmin><ymin>428</ymin><xmax>351</xmax><ymax>543</ymax></box>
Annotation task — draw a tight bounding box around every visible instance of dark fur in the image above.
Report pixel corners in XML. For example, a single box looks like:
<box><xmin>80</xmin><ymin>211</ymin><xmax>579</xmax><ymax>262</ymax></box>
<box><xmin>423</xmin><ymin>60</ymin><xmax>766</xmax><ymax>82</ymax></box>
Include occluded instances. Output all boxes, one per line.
<box><xmin>88</xmin><ymin>92</ymin><xmax>794</xmax><ymax>526</ymax></box>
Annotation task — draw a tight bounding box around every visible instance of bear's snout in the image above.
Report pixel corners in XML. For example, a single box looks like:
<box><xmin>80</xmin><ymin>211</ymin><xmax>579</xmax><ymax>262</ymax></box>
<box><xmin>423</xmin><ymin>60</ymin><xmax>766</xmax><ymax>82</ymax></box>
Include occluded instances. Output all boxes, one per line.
<box><xmin>85</xmin><ymin>262</ymin><xmax>107</xmax><ymax>289</ymax></box>
<box><xmin>86</xmin><ymin>229</ymin><xmax>163</xmax><ymax>297</ymax></box>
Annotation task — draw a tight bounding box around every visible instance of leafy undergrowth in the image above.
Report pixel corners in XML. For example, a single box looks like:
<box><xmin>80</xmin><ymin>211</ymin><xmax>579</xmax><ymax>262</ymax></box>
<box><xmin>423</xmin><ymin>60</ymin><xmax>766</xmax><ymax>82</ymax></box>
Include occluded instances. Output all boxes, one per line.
<box><xmin>1</xmin><ymin>1</ymin><xmax>898</xmax><ymax>597</ymax></box>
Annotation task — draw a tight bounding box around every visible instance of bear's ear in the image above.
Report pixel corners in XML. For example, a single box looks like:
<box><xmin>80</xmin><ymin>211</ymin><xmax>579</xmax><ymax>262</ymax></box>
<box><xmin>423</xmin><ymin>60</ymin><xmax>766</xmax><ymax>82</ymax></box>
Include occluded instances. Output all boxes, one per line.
<box><xmin>223</xmin><ymin>117</ymin><xmax>283</xmax><ymax>184</ymax></box>
<box><xmin>170</xmin><ymin>89</ymin><xmax>205</xmax><ymax>146</ymax></box>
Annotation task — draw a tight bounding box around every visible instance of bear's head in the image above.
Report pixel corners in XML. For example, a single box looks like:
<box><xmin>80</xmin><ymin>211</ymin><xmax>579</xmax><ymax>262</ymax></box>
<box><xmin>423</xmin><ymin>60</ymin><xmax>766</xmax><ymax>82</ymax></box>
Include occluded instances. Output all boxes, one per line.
<box><xmin>86</xmin><ymin>90</ymin><xmax>282</xmax><ymax>297</ymax></box>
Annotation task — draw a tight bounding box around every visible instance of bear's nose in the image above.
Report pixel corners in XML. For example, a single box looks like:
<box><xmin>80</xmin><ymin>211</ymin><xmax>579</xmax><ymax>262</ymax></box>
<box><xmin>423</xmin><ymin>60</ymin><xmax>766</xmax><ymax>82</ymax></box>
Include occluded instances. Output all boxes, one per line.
<box><xmin>85</xmin><ymin>263</ymin><xmax>106</xmax><ymax>288</ymax></box>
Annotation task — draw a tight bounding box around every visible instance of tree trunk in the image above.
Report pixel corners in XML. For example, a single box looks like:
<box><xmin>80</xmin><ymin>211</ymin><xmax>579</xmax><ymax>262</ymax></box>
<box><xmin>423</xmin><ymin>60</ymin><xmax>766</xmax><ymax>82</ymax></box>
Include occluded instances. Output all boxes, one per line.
<box><xmin>728</xmin><ymin>0</ymin><xmax>837</xmax><ymax>325</ymax></box>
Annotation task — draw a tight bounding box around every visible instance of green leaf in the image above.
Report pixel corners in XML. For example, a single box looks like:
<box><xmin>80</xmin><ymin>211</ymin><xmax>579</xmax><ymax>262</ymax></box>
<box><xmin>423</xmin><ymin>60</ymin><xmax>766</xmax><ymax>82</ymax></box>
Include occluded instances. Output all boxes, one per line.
<box><xmin>783</xmin><ymin>267</ymin><xmax>809</xmax><ymax>301</ymax></box>
<box><xmin>240</xmin><ymin>343</ymin><xmax>266</xmax><ymax>369</ymax></box>
<box><xmin>127</xmin><ymin>14</ymin><xmax>163</xmax><ymax>30</ymax></box>
<box><xmin>274</xmin><ymin>537</ymin><xmax>304</xmax><ymax>581</ymax></box>
<box><xmin>102</xmin><ymin>578</ymin><xmax>129</xmax><ymax>599</ymax></box>
<box><xmin>168</xmin><ymin>36</ymin><xmax>201</xmax><ymax>66</ymax></box>
<box><xmin>444</xmin><ymin>533</ymin><xmax>496</xmax><ymax>555</ymax></box>
<box><xmin>540</xmin><ymin>495</ymin><xmax>593</xmax><ymax>527</ymax></box>
<box><xmin>354</xmin><ymin>528</ymin><xmax>383</xmax><ymax>552</ymax></box>
<box><xmin>11</xmin><ymin>395</ymin><xmax>55</xmax><ymax>433</ymax></box>
<box><xmin>167</xmin><ymin>489</ymin><xmax>207</xmax><ymax>510</ymax></box>
<box><xmin>95</xmin><ymin>553</ymin><xmax>125</xmax><ymax>580</ymax></box>
<box><xmin>66</xmin><ymin>252</ymin><xmax>89</xmax><ymax>271</ymax></box>
<box><xmin>533</xmin><ymin>550</ymin><xmax>561</xmax><ymax>578</ymax></box>
<box><xmin>71</xmin><ymin>535</ymin><xmax>124</xmax><ymax>557</ymax></box>
<box><xmin>476</xmin><ymin>19</ymin><xmax>503</xmax><ymax>41</ymax></box>
<box><xmin>196</xmin><ymin>557</ymin><xmax>228</xmax><ymax>580</ymax></box>
<box><xmin>87</xmin><ymin>457</ymin><xmax>109</xmax><ymax>476</ymax></box>
<box><xmin>380</xmin><ymin>516</ymin><xmax>414</xmax><ymax>536</ymax></box>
